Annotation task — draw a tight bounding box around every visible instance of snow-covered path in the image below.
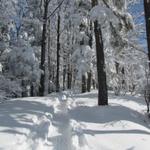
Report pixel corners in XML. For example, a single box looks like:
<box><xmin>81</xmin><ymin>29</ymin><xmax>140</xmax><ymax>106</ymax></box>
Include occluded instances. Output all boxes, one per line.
<box><xmin>0</xmin><ymin>91</ymin><xmax>150</xmax><ymax>150</ymax></box>
<box><xmin>49</xmin><ymin>94</ymin><xmax>74</xmax><ymax>150</ymax></box>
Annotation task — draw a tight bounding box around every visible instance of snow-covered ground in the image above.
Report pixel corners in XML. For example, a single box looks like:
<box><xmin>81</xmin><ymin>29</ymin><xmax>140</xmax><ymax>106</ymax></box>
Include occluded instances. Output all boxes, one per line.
<box><xmin>0</xmin><ymin>90</ymin><xmax>149</xmax><ymax>150</ymax></box>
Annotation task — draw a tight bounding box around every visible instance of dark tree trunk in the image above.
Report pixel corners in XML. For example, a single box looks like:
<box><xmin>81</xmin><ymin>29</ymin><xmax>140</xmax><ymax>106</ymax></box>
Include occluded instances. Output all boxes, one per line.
<box><xmin>82</xmin><ymin>74</ymin><xmax>87</xmax><ymax>93</ymax></box>
<box><xmin>39</xmin><ymin>0</ymin><xmax>49</xmax><ymax>96</ymax></box>
<box><xmin>48</xmin><ymin>20</ymin><xmax>51</xmax><ymax>90</ymax></box>
<box><xmin>87</xmin><ymin>71</ymin><xmax>92</xmax><ymax>92</ymax></box>
<box><xmin>67</xmin><ymin>62</ymin><xmax>72</xmax><ymax>89</ymax></box>
<box><xmin>56</xmin><ymin>14</ymin><xmax>61</xmax><ymax>92</ymax></box>
<box><xmin>89</xmin><ymin>21</ymin><xmax>93</xmax><ymax>48</ymax></box>
<box><xmin>92</xmin><ymin>79</ymin><xmax>96</xmax><ymax>89</ymax></box>
<box><xmin>115</xmin><ymin>62</ymin><xmax>119</xmax><ymax>74</ymax></box>
<box><xmin>114</xmin><ymin>62</ymin><xmax>120</xmax><ymax>95</ymax></box>
<box><xmin>144</xmin><ymin>0</ymin><xmax>150</xmax><ymax>67</ymax></box>
<box><xmin>121</xmin><ymin>67</ymin><xmax>126</xmax><ymax>92</ymax></box>
<box><xmin>87</xmin><ymin>22</ymin><xmax>93</xmax><ymax>92</ymax></box>
<box><xmin>63</xmin><ymin>64</ymin><xmax>67</xmax><ymax>91</ymax></box>
<box><xmin>30</xmin><ymin>83</ymin><xmax>34</xmax><ymax>97</ymax></box>
<box><xmin>22</xmin><ymin>79</ymin><xmax>27</xmax><ymax>97</ymax></box>
<box><xmin>91</xmin><ymin>0</ymin><xmax>108</xmax><ymax>105</ymax></box>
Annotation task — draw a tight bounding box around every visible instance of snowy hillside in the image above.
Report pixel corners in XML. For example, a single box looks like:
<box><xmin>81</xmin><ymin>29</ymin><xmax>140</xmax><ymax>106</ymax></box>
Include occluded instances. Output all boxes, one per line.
<box><xmin>0</xmin><ymin>91</ymin><xmax>149</xmax><ymax>150</ymax></box>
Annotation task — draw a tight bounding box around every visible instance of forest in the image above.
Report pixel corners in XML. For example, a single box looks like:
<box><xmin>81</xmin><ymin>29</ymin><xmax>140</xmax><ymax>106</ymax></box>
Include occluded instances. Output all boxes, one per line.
<box><xmin>0</xmin><ymin>0</ymin><xmax>150</xmax><ymax>149</ymax></box>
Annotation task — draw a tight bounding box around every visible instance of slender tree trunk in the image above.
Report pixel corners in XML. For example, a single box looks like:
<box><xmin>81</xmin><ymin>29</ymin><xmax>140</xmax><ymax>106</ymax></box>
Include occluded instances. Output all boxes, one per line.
<box><xmin>87</xmin><ymin>71</ymin><xmax>92</xmax><ymax>92</ymax></box>
<box><xmin>121</xmin><ymin>67</ymin><xmax>125</xmax><ymax>89</ymax></box>
<box><xmin>48</xmin><ymin>20</ymin><xmax>51</xmax><ymax>92</ymax></box>
<box><xmin>63</xmin><ymin>28</ymin><xmax>69</xmax><ymax>90</ymax></box>
<box><xmin>82</xmin><ymin>74</ymin><xmax>87</xmax><ymax>93</ymax></box>
<box><xmin>87</xmin><ymin>22</ymin><xmax>93</xmax><ymax>92</ymax></box>
<box><xmin>22</xmin><ymin>79</ymin><xmax>27</xmax><ymax>97</ymax></box>
<box><xmin>63</xmin><ymin>63</ymin><xmax>67</xmax><ymax>91</ymax></box>
<box><xmin>144</xmin><ymin>0</ymin><xmax>150</xmax><ymax>68</ymax></box>
<box><xmin>30</xmin><ymin>83</ymin><xmax>34</xmax><ymax>97</ymax></box>
<box><xmin>91</xmin><ymin>0</ymin><xmax>108</xmax><ymax>105</ymax></box>
<box><xmin>92</xmin><ymin>79</ymin><xmax>96</xmax><ymax>89</ymax></box>
<box><xmin>56</xmin><ymin>14</ymin><xmax>61</xmax><ymax>92</ymax></box>
<box><xmin>143</xmin><ymin>1</ymin><xmax>150</xmax><ymax>113</ymax></box>
<box><xmin>39</xmin><ymin>0</ymin><xmax>49</xmax><ymax>96</ymax></box>
<box><xmin>114</xmin><ymin>62</ymin><xmax>120</xmax><ymax>95</ymax></box>
<box><xmin>67</xmin><ymin>62</ymin><xmax>72</xmax><ymax>89</ymax></box>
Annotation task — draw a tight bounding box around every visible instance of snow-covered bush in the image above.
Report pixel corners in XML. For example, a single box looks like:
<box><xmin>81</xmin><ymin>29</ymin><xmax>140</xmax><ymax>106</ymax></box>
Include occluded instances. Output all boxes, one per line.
<box><xmin>8</xmin><ymin>39</ymin><xmax>40</xmax><ymax>82</ymax></box>
<box><xmin>4</xmin><ymin>39</ymin><xmax>41</xmax><ymax>97</ymax></box>
<box><xmin>0</xmin><ymin>75</ymin><xmax>22</xmax><ymax>100</ymax></box>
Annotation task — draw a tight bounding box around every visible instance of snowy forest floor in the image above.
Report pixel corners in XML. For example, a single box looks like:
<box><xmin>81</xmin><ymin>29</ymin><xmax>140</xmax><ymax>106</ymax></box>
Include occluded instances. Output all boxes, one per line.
<box><xmin>0</xmin><ymin>90</ymin><xmax>150</xmax><ymax>150</ymax></box>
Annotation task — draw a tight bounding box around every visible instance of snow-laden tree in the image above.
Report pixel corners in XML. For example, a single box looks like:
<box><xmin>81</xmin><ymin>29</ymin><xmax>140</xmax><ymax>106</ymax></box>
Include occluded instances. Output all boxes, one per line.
<box><xmin>0</xmin><ymin>0</ymin><xmax>23</xmax><ymax>99</ymax></box>
<box><xmin>0</xmin><ymin>0</ymin><xmax>148</xmax><ymax>103</ymax></box>
<box><xmin>89</xmin><ymin>0</ymin><xmax>135</xmax><ymax>104</ymax></box>
<box><xmin>7</xmin><ymin>39</ymin><xmax>40</xmax><ymax>97</ymax></box>
<box><xmin>0</xmin><ymin>0</ymin><xmax>42</xmax><ymax>97</ymax></box>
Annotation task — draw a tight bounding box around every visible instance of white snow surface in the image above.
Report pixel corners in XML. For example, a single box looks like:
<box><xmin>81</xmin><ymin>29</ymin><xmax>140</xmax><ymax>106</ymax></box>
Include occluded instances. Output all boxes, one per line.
<box><xmin>0</xmin><ymin>90</ymin><xmax>150</xmax><ymax>150</ymax></box>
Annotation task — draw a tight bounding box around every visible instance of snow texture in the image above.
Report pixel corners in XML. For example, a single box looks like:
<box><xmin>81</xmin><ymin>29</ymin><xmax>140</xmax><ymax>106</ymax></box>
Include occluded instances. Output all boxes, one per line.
<box><xmin>0</xmin><ymin>90</ymin><xmax>150</xmax><ymax>150</ymax></box>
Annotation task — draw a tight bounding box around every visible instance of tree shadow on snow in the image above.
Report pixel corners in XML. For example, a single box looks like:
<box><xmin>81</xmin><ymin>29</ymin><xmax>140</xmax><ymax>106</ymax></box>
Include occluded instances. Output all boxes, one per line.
<box><xmin>84</xmin><ymin>129</ymin><xmax>150</xmax><ymax>135</ymax></box>
<box><xmin>0</xmin><ymin>99</ymin><xmax>54</xmax><ymax>136</ymax></box>
<box><xmin>109</xmin><ymin>92</ymin><xmax>145</xmax><ymax>106</ymax></box>
<box><xmin>69</xmin><ymin>104</ymin><xmax>150</xmax><ymax>135</ymax></box>
<box><xmin>75</xmin><ymin>92</ymin><xmax>98</xmax><ymax>99</ymax></box>
<box><xmin>75</xmin><ymin>90</ymin><xmax>145</xmax><ymax>106</ymax></box>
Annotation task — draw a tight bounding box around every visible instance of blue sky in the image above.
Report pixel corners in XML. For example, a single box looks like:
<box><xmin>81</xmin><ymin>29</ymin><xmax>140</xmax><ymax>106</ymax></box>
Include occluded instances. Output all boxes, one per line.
<box><xmin>129</xmin><ymin>0</ymin><xmax>147</xmax><ymax>50</ymax></box>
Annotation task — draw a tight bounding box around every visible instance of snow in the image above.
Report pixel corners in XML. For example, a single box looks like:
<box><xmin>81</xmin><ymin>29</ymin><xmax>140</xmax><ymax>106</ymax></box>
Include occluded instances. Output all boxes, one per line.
<box><xmin>0</xmin><ymin>90</ymin><xmax>150</xmax><ymax>150</ymax></box>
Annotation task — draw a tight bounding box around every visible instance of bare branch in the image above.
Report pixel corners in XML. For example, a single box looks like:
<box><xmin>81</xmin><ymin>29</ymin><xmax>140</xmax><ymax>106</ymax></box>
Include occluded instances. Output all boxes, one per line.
<box><xmin>47</xmin><ymin>0</ymin><xmax>65</xmax><ymax>19</ymax></box>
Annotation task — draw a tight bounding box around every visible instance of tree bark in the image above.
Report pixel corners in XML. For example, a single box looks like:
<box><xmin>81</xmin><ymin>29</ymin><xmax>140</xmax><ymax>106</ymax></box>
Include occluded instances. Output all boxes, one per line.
<box><xmin>87</xmin><ymin>71</ymin><xmax>92</xmax><ymax>92</ymax></box>
<box><xmin>39</xmin><ymin>0</ymin><xmax>49</xmax><ymax>96</ymax></box>
<box><xmin>30</xmin><ymin>83</ymin><xmax>34</xmax><ymax>97</ymax></box>
<box><xmin>87</xmin><ymin>22</ymin><xmax>93</xmax><ymax>92</ymax></box>
<box><xmin>82</xmin><ymin>74</ymin><xmax>87</xmax><ymax>93</ymax></box>
<box><xmin>91</xmin><ymin>0</ymin><xmax>108</xmax><ymax>105</ymax></box>
<box><xmin>48</xmin><ymin>20</ymin><xmax>51</xmax><ymax>92</ymax></box>
<box><xmin>63</xmin><ymin>62</ymin><xmax>67</xmax><ymax>91</ymax></box>
<box><xmin>22</xmin><ymin>79</ymin><xmax>28</xmax><ymax>97</ymax></box>
<box><xmin>56</xmin><ymin>14</ymin><xmax>61</xmax><ymax>92</ymax></box>
<box><xmin>144</xmin><ymin>0</ymin><xmax>150</xmax><ymax>68</ymax></box>
<box><xmin>67</xmin><ymin>62</ymin><xmax>72</xmax><ymax>89</ymax></box>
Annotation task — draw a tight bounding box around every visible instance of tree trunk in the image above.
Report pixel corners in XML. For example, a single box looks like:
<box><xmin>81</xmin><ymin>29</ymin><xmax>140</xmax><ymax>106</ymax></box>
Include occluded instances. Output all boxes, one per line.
<box><xmin>22</xmin><ymin>79</ymin><xmax>27</xmax><ymax>97</ymax></box>
<box><xmin>39</xmin><ymin>0</ymin><xmax>49</xmax><ymax>96</ymax></box>
<box><xmin>63</xmin><ymin>64</ymin><xmax>67</xmax><ymax>91</ymax></box>
<box><xmin>82</xmin><ymin>74</ymin><xmax>87</xmax><ymax>93</ymax></box>
<box><xmin>67</xmin><ymin>62</ymin><xmax>72</xmax><ymax>89</ymax></box>
<box><xmin>87</xmin><ymin>22</ymin><xmax>93</xmax><ymax>92</ymax></box>
<box><xmin>144</xmin><ymin>0</ymin><xmax>150</xmax><ymax>68</ymax></box>
<box><xmin>30</xmin><ymin>83</ymin><xmax>34</xmax><ymax>97</ymax></box>
<box><xmin>87</xmin><ymin>71</ymin><xmax>92</xmax><ymax>92</ymax></box>
<box><xmin>92</xmin><ymin>79</ymin><xmax>96</xmax><ymax>89</ymax></box>
<box><xmin>91</xmin><ymin>0</ymin><xmax>108</xmax><ymax>105</ymax></box>
<box><xmin>56</xmin><ymin>14</ymin><xmax>61</xmax><ymax>92</ymax></box>
<box><xmin>48</xmin><ymin>20</ymin><xmax>51</xmax><ymax>92</ymax></box>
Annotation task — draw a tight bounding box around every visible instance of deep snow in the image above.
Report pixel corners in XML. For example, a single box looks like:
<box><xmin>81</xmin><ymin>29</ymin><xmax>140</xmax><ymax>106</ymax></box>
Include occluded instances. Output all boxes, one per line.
<box><xmin>0</xmin><ymin>91</ymin><xmax>150</xmax><ymax>150</ymax></box>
